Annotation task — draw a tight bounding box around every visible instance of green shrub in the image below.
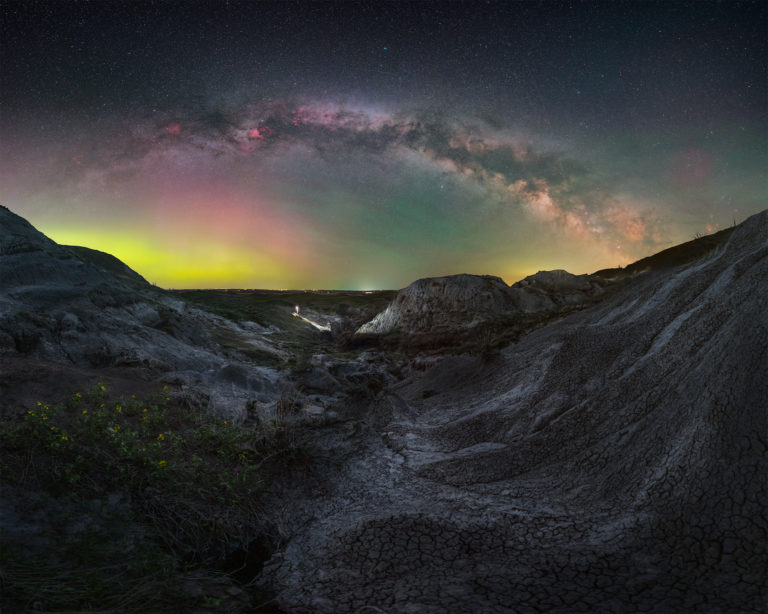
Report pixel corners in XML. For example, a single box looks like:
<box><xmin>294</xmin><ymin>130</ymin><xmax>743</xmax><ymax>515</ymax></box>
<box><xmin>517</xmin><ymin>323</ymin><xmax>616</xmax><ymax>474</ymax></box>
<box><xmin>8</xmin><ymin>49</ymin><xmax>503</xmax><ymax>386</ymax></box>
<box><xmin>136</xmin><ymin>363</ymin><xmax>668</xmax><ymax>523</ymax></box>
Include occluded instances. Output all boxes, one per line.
<box><xmin>0</xmin><ymin>382</ymin><xmax>307</xmax><ymax>612</ymax></box>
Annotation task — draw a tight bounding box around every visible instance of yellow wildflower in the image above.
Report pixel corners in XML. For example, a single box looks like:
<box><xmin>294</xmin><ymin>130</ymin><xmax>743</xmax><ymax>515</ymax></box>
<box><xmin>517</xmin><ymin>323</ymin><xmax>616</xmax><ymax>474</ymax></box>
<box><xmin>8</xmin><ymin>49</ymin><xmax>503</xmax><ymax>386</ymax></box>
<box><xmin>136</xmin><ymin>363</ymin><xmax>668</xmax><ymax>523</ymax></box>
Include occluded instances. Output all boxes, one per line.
<box><xmin>131</xmin><ymin>394</ymin><xmax>136</xmax><ymax>399</ymax></box>
<box><xmin>142</xmin><ymin>408</ymin><xmax>148</xmax><ymax>413</ymax></box>
<box><xmin>163</xmin><ymin>385</ymin><xmax>168</xmax><ymax>391</ymax></box>
<box><xmin>50</xmin><ymin>426</ymin><xmax>56</xmax><ymax>431</ymax></box>
<box><xmin>157</xmin><ymin>460</ymin><xmax>167</xmax><ymax>467</ymax></box>
<box><xmin>99</xmin><ymin>384</ymin><xmax>106</xmax><ymax>391</ymax></box>
<box><xmin>223</xmin><ymin>420</ymin><xmax>229</xmax><ymax>425</ymax></box>
<box><xmin>82</xmin><ymin>409</ymin><xmax>88</xmax><ymax>415</ymax></box>
<box><xmin>100</xmin><ymin>403</ymin><xmax>105</xmax><ymax>407</ymax></box>
<box><xmin>41</xmin><ymin>415</ymin><xmax>49</xmax><ymax>421</ymax></box>
<box><xmin>141</xmin><ymin>416</ymin><xmax>148</xmax><ymax>421</ymax></box>
<box><xmin>36</xmin><ymin>402</ymin><xmax>42</xmax><ymax>407</ymax></box>
<box><xmin>165</xmin><ymin>397</ymin><xmax>170</xmax><ymax>401</ymax></box>
<box><xmin>61</xmin><ymin>434</ymin><xmax>69</xmax><ymax>441</ymax></box>
<box><xmin>116</xmin><ymin>405</ymin><xmax>122</xmax><ymax>413</ymax></box>
<box><xmin>157</xmin><ymin>433</ymin><xmax>165</xmax><ymax>441</ymax></box>
<box><xmin>44</xmin><ymin>405</ymin><xmax>49</xmax><ymax>410</ymax></box>
<box><xmin>113</xmin><ymin>425</ymin><xmax>120</xmax><ymax>432</ymax></box>
<box><xmin>27</xmin><ymin>410</ymin><xmax>35</xmax><ymax>416</ymax></box>
<box><xmin>75</xmin><ymin>392</ymin><xmax>82</xmax><ymax>398</ymax></box>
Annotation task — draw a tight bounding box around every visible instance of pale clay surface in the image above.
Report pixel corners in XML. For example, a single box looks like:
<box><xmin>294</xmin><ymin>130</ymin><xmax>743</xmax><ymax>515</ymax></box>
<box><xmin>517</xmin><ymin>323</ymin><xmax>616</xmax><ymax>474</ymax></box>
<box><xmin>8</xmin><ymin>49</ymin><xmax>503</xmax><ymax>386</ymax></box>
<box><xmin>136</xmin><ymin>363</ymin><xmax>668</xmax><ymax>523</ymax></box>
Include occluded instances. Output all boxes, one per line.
<box><xmin>264</xmin><ymin>211</ymin><xmax>767</xmax><ymax>613</ymax></box>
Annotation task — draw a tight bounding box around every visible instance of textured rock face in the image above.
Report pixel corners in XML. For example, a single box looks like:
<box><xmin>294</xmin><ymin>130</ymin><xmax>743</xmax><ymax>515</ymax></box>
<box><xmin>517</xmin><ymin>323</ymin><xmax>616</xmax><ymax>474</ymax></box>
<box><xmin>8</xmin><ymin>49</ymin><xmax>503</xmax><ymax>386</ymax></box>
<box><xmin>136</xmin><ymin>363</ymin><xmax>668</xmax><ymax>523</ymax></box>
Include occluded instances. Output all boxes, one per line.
<box><xmin>357</xmin><ymin>270</ymin><xmax>606</xmax><ymax>337</ymax></box>
<box><xmin>510</xmin><ymin>268</ymin><xmax>606</xmax><ymax>309</ymax></box>
<box><xmin>0</xmin><ymin>205</ymin><xmax>284</xmax><ymax>418</ymax></box>
<box><xmin>263</xmin><ymin>210</ymin><xmax>768</xmax><ymax>612</ymax></box>
<box><xmin>357</xmin><ymin>274</ymin><xmax>516</xmax><ymax>335</ymax></box>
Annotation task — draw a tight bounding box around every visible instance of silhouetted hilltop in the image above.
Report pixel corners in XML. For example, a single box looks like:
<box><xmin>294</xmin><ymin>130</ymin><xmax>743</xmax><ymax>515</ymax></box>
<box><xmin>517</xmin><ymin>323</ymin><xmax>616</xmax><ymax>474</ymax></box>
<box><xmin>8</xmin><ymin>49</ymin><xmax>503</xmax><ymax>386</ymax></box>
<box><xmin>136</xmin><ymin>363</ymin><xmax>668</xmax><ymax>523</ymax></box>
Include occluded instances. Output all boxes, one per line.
<box><xmin>593</xmin><ymin>225</ymin><xmax>736</xmax><ymax>279</ymax></box>
<box><xmin>65</xmin><ymin>244</ymin><xmax>149</xmax><ymax>287</ymax></box>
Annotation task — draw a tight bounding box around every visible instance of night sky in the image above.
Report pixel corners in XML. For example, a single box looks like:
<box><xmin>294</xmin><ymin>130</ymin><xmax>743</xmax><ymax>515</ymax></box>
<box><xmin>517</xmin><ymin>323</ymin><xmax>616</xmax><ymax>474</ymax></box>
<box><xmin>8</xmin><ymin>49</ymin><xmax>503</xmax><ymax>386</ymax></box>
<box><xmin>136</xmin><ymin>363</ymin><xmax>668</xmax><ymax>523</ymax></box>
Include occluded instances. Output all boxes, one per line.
<box><xmin>1</xmin><ymin>1</ymin><xmax>765</xmax><ymax>289</ymax></box>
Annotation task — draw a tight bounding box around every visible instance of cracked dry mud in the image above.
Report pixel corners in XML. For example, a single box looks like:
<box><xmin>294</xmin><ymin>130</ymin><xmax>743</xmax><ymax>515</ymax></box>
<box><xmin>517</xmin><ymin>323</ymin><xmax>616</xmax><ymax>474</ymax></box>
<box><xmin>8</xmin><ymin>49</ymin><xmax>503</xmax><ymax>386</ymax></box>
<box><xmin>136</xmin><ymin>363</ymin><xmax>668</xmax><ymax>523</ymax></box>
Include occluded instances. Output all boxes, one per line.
<box><xmin>261</xmin><ymin>212</ymin><xmax>768</xmax><ymax>613</ymax></box>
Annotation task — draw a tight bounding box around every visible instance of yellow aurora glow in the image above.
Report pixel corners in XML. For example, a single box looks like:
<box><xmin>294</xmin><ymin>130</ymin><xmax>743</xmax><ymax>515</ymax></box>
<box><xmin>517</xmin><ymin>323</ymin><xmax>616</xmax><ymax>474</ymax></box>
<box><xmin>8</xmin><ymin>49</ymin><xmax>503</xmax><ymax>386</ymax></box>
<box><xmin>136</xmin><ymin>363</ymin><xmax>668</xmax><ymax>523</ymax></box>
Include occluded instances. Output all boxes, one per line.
<box><xmin>41</xmin><ymin>225</ymin><xmax>292</xmax><ymax>288</ymax></box>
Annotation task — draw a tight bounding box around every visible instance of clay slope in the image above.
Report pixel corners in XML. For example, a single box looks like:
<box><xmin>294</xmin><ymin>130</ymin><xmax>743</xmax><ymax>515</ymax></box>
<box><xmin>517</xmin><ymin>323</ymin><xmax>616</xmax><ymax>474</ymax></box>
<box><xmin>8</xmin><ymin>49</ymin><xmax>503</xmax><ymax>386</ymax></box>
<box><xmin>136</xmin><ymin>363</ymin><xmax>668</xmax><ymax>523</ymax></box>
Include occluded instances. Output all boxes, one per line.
<box><xmin>0</xmin><ymin>205</ymin><xmax>285</xmax><ymax>417</ymax></box>
<box><xmin>263</xmin><ymin>210</ymin><xmax>768</xmax><ymax>613</ymax></box>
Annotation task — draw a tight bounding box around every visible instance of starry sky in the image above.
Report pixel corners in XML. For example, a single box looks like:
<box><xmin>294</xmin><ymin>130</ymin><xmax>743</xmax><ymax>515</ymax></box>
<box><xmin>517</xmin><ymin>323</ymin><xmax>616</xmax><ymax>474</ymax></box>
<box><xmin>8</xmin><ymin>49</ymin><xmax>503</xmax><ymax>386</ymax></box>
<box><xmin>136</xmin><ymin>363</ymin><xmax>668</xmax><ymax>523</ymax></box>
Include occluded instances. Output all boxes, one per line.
<box><xmin>1</xmin><ymin>1</ymin><xmax>765</xmax><ymax>289</ymax></box>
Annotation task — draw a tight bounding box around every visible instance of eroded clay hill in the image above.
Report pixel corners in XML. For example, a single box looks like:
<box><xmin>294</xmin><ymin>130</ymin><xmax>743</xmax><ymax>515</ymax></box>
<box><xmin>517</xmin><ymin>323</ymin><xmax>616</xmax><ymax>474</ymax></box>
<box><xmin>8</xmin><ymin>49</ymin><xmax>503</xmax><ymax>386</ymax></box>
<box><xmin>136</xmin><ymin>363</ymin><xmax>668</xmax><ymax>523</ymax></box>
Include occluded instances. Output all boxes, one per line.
<box><xmin>262</xmin><ymin>211</ymin><xmax>768</xmax><ymax>612</ymax></box>
<box><xmin>0</xmin><ymin>205</ymin><xmax>286</xmax><ymax>417</ymax></box>
<box><xmin>356</xmin><ymin>270</ymin><xmax>607</xmax><ymax>340</ymax></box>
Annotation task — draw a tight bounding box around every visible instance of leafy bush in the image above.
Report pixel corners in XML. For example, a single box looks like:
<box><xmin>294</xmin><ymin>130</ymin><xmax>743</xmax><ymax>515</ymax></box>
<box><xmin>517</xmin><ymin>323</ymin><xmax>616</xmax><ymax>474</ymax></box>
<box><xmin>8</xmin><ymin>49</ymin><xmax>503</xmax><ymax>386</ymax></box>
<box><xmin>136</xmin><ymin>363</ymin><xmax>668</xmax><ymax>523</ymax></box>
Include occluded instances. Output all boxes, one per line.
<box><xmin>0</xmin><ymin>383</ymin><xmax>307</xmax><ymax>612</ymax></box>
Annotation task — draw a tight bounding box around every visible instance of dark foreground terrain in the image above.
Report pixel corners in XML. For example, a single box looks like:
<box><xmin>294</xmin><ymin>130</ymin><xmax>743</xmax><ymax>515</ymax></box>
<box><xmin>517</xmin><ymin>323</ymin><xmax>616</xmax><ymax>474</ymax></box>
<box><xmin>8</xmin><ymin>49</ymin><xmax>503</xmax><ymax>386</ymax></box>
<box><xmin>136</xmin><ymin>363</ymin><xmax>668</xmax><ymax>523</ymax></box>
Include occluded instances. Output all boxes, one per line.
<box><xmin>1</xmin><ymin>204</ymin><xmax>766</xmax><ymax>613</ymax></box>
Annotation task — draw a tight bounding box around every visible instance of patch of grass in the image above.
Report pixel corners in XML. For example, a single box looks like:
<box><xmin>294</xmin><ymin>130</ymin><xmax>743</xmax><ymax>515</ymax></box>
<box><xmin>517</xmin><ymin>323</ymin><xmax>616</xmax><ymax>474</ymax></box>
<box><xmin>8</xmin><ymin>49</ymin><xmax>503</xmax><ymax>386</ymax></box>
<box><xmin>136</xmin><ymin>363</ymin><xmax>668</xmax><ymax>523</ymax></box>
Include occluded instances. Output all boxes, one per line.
<box><xmin>170</xmin><ymin>290</ymin><xmax>398</xmax><ymax>374</ymax></box>
<box><xmin>0</xmin><ymin>383</ymin><xmax>307</xmax><ymax>612</ymax></box>
<box><xmin>1</xmin><ymin>523</ymin><xmax>181</xmax><ymax>613</ymax></box>
<box><xmin>172</xmin><ymin>289</ymin><xmax>395</xmax><ymax>327</ymax></box>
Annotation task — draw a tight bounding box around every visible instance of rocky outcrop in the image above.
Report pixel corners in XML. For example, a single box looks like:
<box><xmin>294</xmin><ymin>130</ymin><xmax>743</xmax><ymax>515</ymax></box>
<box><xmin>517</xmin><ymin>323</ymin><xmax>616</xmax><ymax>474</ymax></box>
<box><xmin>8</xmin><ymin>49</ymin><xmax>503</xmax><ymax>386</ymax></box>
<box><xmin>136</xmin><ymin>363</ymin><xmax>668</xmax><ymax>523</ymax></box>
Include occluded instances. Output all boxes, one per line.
<box><xmin>262</xmin><ymin>210</ymin><xmax>768</xmax><ymax>613</ymax></box>
<box><xmin>510</xmin><ymin>268</ymin><xmax>606</xmax><ymax>309</ymax></box>
<box><xmin>356</xmin><ymin>269</ymin><xmax>608</xmax><ymax>339</ymax></box>
<box><xmin>357</xmin><ymin>274</ymin><xmax>517</xmax><ymax>335</ymax></box>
